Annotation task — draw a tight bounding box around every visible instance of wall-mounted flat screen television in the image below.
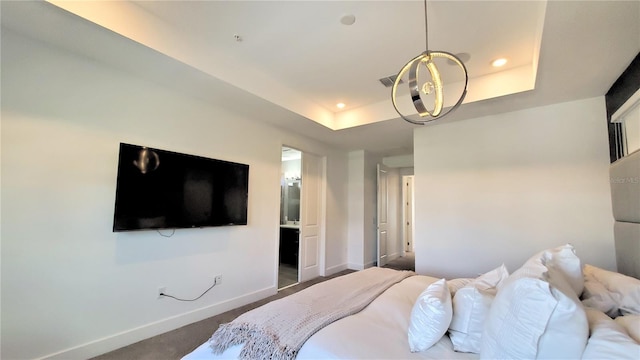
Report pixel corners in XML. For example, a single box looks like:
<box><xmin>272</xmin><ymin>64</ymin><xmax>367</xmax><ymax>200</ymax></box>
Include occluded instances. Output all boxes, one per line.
<box><xmin>113</xmin><ymin>143</ymin><xmax>249</xmax><ymax>232</ymax></box>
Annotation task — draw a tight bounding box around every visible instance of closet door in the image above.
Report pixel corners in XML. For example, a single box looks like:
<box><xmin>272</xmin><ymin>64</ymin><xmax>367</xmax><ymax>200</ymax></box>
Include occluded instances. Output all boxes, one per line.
<box><xmin>377</xmin><ymin>163</ymin><xmax>389</xmax><ymax>267</ymax></box>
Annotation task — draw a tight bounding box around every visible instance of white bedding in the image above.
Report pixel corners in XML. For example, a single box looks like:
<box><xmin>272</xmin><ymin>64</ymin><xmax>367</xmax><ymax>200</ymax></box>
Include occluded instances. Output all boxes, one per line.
<box><xmin>183</xmin><ymin>275</ymin><xmax>478</xmax><ymax>360</ymax></box>
<box><xmin>184</xmin><ymin>263</ymin><xmax>640</xmax><ymax>360</ymax></box>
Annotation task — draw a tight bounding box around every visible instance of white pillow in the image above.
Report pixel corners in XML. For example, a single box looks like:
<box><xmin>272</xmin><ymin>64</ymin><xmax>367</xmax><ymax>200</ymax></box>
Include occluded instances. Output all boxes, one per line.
<box><xmin>449</xmin><ymin>288</ymin><xmax>495</xmax><ymax>354</ymax></box>
<box><xmin>449</xmin><ymin>264</ymin><xmax>509</xmax><ymax>353</ymax></box>
<box><xmin>541</xmin><ymin>244</ymin><xmax>584</xmax><ymax>295</ymax></box>
<box><xmin>581</xmin><ymin>270</ymin><xmax>620</xmax><ymax>317</ymax></box>
<box><xmin>466</xmin><ymin>264</ymin><xmax>509</xmax><ymax>291</ymax></box>
<box><xmin>615</xmin><ymin>315</ymin><xmax>640</xmax><ymax>343</ymax></box>
<box><xmin>480</xmin><ymin>266</ymin><xmax>588</xmax><ymax>359</ymax></box>
<box><xmin>506</xmin><ymin>244</ymin><xmax>583</xmax><ymax>296</ymax></box>
<box><xmin>447</xmin><ymin>278</ymin><xmax>472</xmax><ymax>297</ymax></box>
<box><xmin>582</xmin><ymin>308</ymin><xmax>640</xmax><ymax>359</ymax></box>
<box><xmin>583</xmin><ymin>264</ymin><xmax>640</xmax><ymax>316</ymax></box>
<box><xmin>408</xmin><ymin>279</ymin><xmax>452</xmax><ymax>352</ymax></box>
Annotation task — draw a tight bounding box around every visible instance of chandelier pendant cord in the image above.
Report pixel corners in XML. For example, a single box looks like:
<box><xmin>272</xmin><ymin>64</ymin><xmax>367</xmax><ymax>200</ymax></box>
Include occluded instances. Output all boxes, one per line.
<box><xmin>424</xmin><ymin>0</ymin><xmax>429</xmax><ymax>52</ymax></box>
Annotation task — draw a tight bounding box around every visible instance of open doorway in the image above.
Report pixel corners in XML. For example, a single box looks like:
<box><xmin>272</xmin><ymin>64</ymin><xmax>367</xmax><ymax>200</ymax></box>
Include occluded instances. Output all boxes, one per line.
<box><xmin>279</xmin><ymin>147</ymin><xmax>301</xmax><ymax>289</ymax></box>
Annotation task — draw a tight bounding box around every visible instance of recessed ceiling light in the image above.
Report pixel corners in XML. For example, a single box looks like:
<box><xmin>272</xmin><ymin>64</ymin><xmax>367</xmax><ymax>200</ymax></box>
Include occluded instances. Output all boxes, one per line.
<box><xmin>340</xmin><ymin>14</ymin><xmax>356</xmax><ymax>26</ymax></box>
<box><xmin>336</xmin><ymin>103</ymin><xmax>346</xmax><ymax>109</ymax></box>
<box><xmin>492</xmin><ymin>58</ymin><xmax>508</xmax><ymax>67</ymax></box>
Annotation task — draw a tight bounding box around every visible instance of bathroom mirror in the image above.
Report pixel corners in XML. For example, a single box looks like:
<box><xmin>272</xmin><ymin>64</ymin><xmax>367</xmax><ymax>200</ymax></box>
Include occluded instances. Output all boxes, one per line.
<box><xmin>281</xmin><ymin>179</ymin><xmax>300</xmax><ymax>224</ymax></box>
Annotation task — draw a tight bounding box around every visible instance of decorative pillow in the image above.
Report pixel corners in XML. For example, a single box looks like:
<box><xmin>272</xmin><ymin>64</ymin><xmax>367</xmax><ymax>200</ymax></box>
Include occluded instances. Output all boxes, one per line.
<box><xmin>582</xmin><ymin>308</ymin><xmax>640</xmax><ymax>359</ymax></box>
<box><xmin>583</xmin><ymin>264</ymin><xmax>640</xmax><ymax>316</ymax></box>
<box><xmin>581</xmin><ymin>270</ymin><xmax>620</xmax><ymax>317</ymax></box>
<box><xmin>615</xmin><ymin>315</ymin><xmax>640</xmax><ymax>343</ymax></box>
<box><xmin>447</xmin><ymin>278</ymin><xmax>473</xmax><ymax>297</ymax></box>
<box><xmin>408</xmin><ymin>279</ymin><xmax>452</xmax><ymax>352</ymax></box>
<box><xmin>480</xmin><ymin>265</ymin><xmax>588</xmax><ymax>359</ymax></box>
<box><xmin>449</xmin><ymin>264</ymin><xmax>509</xmax><ymax>353</ymax></box>
<box><xmin>541</xmin><ymin>244</ymin><xmax>584</xmax><ymax>295</ymax></box>
<box><xmin>466</xmin><ymin>264</ymin><xmax>509</xmax><ymax>291</ymax></box>
<box><xmin>506</xmin><ymin>244</ymin><xmax>583</xmax><ymax>296</ymax></box>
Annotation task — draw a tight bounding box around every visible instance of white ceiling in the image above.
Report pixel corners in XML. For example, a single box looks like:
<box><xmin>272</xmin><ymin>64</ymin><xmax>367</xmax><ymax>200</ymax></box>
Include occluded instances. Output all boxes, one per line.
<box><xmin>131</xmin><ymin>0</ymin><xmax>544</xmax><ymax>111</ymax></box>
<box><xmin>2</xmin><ymin>1</ymin><xmax>639</xmax><ymax>156</ymax></box>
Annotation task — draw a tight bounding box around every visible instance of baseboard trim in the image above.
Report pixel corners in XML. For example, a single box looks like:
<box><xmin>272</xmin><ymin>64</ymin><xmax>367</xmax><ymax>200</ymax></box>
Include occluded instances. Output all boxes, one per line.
<box><xmin>347</xmin><ymin>262</ymin><xmax>364</xmax><ymax>271</ymax></box>
<box><xmin>40</xmin><ymin>286</ymin><xmax>277</xmax><ymax>360</ymax></box>
<box><xmin>324</xmin><ymin>263</ymin><xmax>348</xmax><ymax>276</ymax></box>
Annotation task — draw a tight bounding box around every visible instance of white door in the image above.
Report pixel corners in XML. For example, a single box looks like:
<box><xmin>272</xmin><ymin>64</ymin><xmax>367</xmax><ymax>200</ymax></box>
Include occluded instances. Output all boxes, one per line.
<box><xmin>299</xmin><ymin>152</ymin><xmax>324</xmax><ymax>282</ymax></box>
<box><xmin>377</xmin><ymin>164</ymin><xmax>389</xmax><ymax>267</ymax></box>
<box><xmin>403</xmin><ymin>176</ymin><xmax>415</xmax><ymax>252</ymax></box>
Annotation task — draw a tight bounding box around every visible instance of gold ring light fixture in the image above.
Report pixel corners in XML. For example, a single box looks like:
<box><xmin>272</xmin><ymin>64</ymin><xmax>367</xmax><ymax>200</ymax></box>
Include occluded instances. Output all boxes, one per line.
<box><xmin>391</xmin><ymin>0</ymin><xmax>468</xmax><ymax>125</ymax></box>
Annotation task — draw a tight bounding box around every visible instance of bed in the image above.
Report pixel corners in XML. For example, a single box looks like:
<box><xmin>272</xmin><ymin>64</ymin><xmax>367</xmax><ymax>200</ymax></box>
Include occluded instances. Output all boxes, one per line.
<box><xmin>184</xmin><ymin>271</ymin><xmax>477</xmax><ymax>360</ymax></box>
<box><xmin>183</xmin><ymin>150</ymin><xmax>640</xmax><ymax>360</ymax></box>
<box><xmin>183</xmin><ymin>245</ymin><xmax>640</xmax><ymax>359</ymax></box>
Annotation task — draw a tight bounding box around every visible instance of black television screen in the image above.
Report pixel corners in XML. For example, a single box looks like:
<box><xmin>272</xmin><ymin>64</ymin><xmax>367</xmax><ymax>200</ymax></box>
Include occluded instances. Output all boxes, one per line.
<box><xmin>113</xmin><ymin>143</ymin><xmax>249</xmax><ymax>232</ymax></box>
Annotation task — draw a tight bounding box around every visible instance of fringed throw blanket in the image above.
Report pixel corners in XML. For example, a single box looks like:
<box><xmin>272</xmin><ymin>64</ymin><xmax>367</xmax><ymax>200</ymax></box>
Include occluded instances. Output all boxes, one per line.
<box><xmin>209</xmin><ymin>267</ymin><xmax>414</xmax><ymax>360</ymax></box>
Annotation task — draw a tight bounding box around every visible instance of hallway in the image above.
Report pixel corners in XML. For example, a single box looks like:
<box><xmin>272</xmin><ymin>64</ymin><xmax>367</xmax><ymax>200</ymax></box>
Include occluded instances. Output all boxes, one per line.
<box><xmin>383</xmin><ymin>252</ymin><xmax>415</xmax><ymax>271</ymax></box>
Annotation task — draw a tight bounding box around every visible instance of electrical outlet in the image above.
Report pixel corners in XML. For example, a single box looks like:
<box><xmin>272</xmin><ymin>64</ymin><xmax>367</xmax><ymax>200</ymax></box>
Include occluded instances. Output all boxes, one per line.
<box><xmin>214</xmin><ymin>274</ymin><xmax>222</xmax><ymax>285</ymax></box>
<box><xmin>157</xmin><ymin>286</ymin><xmax>166</xmax><ymax>300</ymax></box>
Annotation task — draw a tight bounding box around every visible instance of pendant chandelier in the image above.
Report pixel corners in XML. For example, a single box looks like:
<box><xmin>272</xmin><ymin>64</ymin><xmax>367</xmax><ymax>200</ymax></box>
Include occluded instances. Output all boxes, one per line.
<box><xmin>391</xmin><ymin>0</ymin><xmax>468</xmax><ymax>125</ymax></box>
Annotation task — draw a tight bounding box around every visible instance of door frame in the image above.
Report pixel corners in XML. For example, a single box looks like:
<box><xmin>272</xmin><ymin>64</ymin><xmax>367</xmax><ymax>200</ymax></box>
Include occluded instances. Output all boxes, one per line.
<box><xmin>278</xmin><ymin>145</ymin><xmax>327</xmax><ymax>286</ymax></box>
<box><xmin>278</xmin><ymin>146</ymin><xmax>303</xmax><ymax>289</ymax></box>
<box><xmin>402</xmin><ymin>175</ymin><xmax>415</xmax><ymax>253</ymax></box>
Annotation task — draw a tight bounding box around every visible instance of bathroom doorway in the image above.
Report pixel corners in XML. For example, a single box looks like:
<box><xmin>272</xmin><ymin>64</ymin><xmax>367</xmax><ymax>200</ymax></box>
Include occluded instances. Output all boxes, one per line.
<box><xmin>279</xmin><ymin>147</ymin><xmax>301</xmax><ymax>289</ymax></box>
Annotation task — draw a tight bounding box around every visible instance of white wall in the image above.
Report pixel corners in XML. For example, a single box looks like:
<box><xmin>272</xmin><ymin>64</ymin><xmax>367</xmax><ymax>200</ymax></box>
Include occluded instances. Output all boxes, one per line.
<box><xmin>382</xmin><ymin>154</ymin><xmax>413</xmax><ymax>168</ymax></box>
<box><xmin>323</xmin><ymin>154</ymin><xmax>349</xmax><ymax>275</ymax></box>
<box><xmin>399</xmin><ymin>167</ymin><xmax>415</xmax><ymax>176</ymax></box>
<box><xmin>0</xmin><ymin>29</ymin><xmax>348</xmax><ymax>359</ymax></box>
<box><xmin>347</xmin><ymin>151</ymin><xmax>365</xmax><ymax>269</ymax></box>
<box><xmin>363</xmin><ymin>152</ymin><xmax>379</xmax><ymax>267</ymax></box>
<box><xmin>386</xmin><ymin>167</ymin><xmax>403</xmax><ymax>260</ymax></box>
<box><xmin>414</xmin><ymin>97</ymin><xmax>616</xmax><ymax>278</ymax></box>
<box><xmin>281</xmin><ymin>158</ymin><xmax>301</xmax><ymax>180</ymax></box>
